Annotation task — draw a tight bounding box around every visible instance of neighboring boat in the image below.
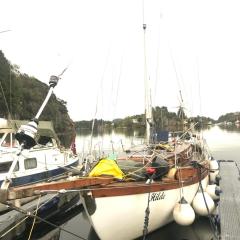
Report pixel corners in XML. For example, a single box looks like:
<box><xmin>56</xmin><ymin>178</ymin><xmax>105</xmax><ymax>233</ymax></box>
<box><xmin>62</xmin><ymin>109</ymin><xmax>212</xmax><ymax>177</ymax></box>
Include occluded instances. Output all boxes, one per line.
<box><xmin>0</xmin><ymin>74</ymin><xmax>80</xmax><ymax>190</ymax></box>
<box><xmin>78</xmin><ymin>21</ymin><xmax>218</xmax><ymax>240</ymax></box>
<box><xmin>0</xmin><ymin>73</ymin><xmax>82</xmax><ymax>238</ymax></box>
<box><xmin>0</xmin><ymin>118</ymin><xmax>79</xmax><ymax>188</ymax></box>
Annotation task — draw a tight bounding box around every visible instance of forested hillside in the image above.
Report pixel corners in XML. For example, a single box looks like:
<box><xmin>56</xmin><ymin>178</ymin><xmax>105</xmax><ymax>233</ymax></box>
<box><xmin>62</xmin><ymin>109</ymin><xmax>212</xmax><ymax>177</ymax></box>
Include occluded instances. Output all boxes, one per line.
<box><xmin>0</xmin><ymin>50</ymin><xmax>75</xmax><ymax>147</ymax></box>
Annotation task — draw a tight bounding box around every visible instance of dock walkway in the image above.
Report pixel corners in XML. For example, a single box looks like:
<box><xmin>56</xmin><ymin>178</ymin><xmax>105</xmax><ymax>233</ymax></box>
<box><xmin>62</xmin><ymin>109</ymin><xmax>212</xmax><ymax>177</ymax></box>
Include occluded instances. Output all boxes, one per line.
<box><xmin>0</xmin><ymin>194</ymin><xmax>56</xmax><ymax>238</ymax></box>
<box><xmin>219</xmin><ymin>160</ymin><xmax>240</xmax><ymax>240</ymax></box>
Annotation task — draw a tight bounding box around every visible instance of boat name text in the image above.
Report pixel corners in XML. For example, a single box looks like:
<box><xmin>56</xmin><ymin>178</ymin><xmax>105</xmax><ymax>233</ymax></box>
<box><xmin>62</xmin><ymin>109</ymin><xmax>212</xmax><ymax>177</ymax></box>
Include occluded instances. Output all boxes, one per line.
<box><xmin>150</xmin><ymin>191</ymin><xmax>165</xmax><ymax>201</ymax></box>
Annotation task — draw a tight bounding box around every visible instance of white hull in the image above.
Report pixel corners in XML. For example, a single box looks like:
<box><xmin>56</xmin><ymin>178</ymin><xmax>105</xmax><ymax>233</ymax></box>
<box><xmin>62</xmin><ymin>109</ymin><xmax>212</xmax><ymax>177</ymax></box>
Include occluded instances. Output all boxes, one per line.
<box><xmin>81</xmin><ymin>176</ymin><xmax>208</xmax><ymax>240</ymax></box>
<box><xmin>0</xmin><ymin>147</ymin><xmax>79</xmax><ymax>187</ymax></box>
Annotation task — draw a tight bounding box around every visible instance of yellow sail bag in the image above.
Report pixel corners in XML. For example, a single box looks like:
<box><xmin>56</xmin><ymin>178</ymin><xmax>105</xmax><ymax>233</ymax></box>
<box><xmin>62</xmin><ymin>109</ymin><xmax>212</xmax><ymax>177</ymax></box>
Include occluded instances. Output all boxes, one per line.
<box><xmin>89</xmin><ymin>155</ymin><xmax>124</xmax><ymax>180</ymax></box>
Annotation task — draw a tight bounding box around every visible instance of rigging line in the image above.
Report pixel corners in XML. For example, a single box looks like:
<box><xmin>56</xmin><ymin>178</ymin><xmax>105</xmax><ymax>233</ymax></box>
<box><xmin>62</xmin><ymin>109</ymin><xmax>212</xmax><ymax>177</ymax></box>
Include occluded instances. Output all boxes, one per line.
<box><xmin>170</xmin><ymin>53</ymin><xmax>189</xmax><ymax>120</ymax></box>
<box><xmin>143</xmin><ymin>23</ymin><xmax>152</xmax><ymax>145</ymax></box>
<box><xmin>170</xmin><ymin>50</ymin><xmax>189</xmax><ymax>106</ymax></box>
<box><xmin>56</xmin><ymin>51</ymin><xmax>75</xmax><ymax>78</ymax></box>
<box><xmin>110</xmin><ymin>69</ymin><xmax>115</xmax><ymax>126</ymax></box>
<box><xmin>142</xmin><ymin>0</ymin><xmax>145</xmax><ymax>26</ymax></box>
<box><xmin>0</xmin><ymin>193</ymin><xmax>59</xmax><ymax>238</ymax></box>
<box><xmin>178</xmin><ymin>68</ymin><xmax>189</xmax><ymax>110</ymax></box>
<box><xmin>89</xmin><ymin>48</ymin><xmax>111</xmax><ymax>155</ymax></box>
<box><xmin>112</xmin><ymin>55</ymin><xmax>123</xmax><ymax>121</ymax></box>
<box><xmin>0</xmin><ymin>215</ymin><xmax>29</xmax><ymax>238</ymax></box>
<box><xmin>170</xmin><ymin>51</ymin><xmax>182</xmax><ymax>95</ymax></box>
<box><xmin>196</xmin><ymin>58</ymin><xmax>202</xmax><ymax>116</ymax></box>
<box><xmin>2</xmin><ymin>202</ymin><xmax>87</xmax><ymax>240</ymax></box>
<box><xmin>196</xmin><ymin>58</ymin><xmax>204</xmax><ymax>139</ymax></box>
<box><xmin>170</xmin><ymin>53</ymin><xmax>187</xmax><ymax>123</ymax></box>
<box><xmin>196</xmin><ymin>166</ymin><xmax>219</xmax><ymax>240</ymax></box>
<box><xmin>153</xmin><ymin>11</ymin><xmax>162</xmax><ymax>108</ymax></box>
<box><xmin>178</xmin><ymin>122</ymin><xmax>198</xmax><ymax>140</ymax></box>
<box><xmin>27</xmin><ymin>196</ymin><xmax>41</xmax><ymax>240</ymax></box>
<box><xmin>58</xmin><ymin>67</ymin><xmax>68</xmax><ymax>78</ymax></box>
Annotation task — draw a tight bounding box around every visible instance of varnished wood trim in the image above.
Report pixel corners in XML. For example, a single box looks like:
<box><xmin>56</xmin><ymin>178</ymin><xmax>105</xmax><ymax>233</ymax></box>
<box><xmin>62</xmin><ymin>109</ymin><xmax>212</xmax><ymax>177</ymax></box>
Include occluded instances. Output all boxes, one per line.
<box><xmin>90</xmin><ymin>169</ymin><xmax>208</xmax><ymax>198</ymax></box>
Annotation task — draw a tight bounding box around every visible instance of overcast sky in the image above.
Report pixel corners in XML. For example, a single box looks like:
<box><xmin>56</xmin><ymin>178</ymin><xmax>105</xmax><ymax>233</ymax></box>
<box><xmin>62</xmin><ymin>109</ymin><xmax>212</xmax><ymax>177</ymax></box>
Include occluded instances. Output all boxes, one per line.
<box><xmin>0</xmin><ymin>0</ymin><xmax>240</xmax><ymax>121</ymax></box>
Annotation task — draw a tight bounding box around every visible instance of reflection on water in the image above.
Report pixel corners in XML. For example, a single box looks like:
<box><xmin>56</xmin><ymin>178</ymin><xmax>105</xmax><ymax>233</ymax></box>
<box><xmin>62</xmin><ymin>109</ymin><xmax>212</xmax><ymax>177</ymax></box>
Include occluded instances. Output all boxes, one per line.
<box><xmin>136</xmin><ymin>217</ymin><xmax>214</xmax><ymax>240</ymax></box>
<box><xmin>75</xmin><ymin>128</ymin><xmax>145</xmax><ymax>157</ymax></box>
<box><xmin>9</xmin><ymin>125</ymin><xmax>240</xmax><ymax>240</ymax></box>
<box><xmin>24</xmin><ymin>212</ymin><xmax>214</xmax><ymax>240</ymax></box>
<box><xmin>203</xmin><ymin>125</ymin><xmax>240</xmax><ymax>161</ymax></box>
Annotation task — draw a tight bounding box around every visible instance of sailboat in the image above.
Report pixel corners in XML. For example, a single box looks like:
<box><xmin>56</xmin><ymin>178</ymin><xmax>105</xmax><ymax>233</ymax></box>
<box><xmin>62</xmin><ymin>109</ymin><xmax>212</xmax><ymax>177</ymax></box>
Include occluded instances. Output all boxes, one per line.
<box><xmin>0</xmin><ymin>14</ymin><xmax>219</xmax><ymax>240</ymax></box>
<box><xmin>79</xmin><ymin>20</ymin><xmax>219</xmax><ymax>240</ymax></box>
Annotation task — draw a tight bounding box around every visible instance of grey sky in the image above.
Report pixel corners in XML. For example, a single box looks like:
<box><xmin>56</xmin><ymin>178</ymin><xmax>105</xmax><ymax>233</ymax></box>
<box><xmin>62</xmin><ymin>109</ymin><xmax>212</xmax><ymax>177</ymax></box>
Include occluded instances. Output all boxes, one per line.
<box><xmin>0</xmin><ymin>0</ymin><xmax>239</xmax><ymax>121</ymax></box>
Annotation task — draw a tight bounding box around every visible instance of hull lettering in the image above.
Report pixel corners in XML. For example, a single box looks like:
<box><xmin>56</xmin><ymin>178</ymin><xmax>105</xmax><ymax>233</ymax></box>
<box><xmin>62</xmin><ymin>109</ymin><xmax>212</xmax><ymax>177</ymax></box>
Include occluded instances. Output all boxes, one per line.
<box><xmin>150</xmin><ymin>191</ymin><xmax>165</xmax><ymax>201</ymax></box>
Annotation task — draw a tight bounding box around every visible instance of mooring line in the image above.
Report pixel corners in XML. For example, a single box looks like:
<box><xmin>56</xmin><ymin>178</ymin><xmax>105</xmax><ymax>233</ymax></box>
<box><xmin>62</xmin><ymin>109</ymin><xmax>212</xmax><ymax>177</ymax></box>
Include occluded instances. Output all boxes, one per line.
<box><xmin>196</xmin><ymin>165</ymin><xmax>220</xmax><ymax>240</ymax></box>
<box><xmin>0</xmin><ymin>193</ymin><xmax>60</xmax><ymax>238</ymax></box>
<box><xmin>27</xmin><ymin>196</ymin><xmax>41</xmax><ymax>240</ymax></box>
<box><xmin>1</xmin><ymin>202</ymin><xmax>87</xmax><ymax>240</ymax></box>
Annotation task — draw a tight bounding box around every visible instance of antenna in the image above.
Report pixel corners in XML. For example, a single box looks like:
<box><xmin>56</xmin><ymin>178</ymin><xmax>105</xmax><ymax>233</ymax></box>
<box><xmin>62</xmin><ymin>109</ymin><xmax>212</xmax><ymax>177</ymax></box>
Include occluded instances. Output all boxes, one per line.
<box><xmin>0</xmin><ymin>30</ymin><xmax>11</xmax><ymax>34</ymax></box>
<box><xmin>15</xmin><ymin>70</ymin><xmax>64</xmax><ymax>150</ymax></box>
<box><xmin>179</xmin><ymin>90</ymin><xmax>184</xmax><ymax>104</ymax></box>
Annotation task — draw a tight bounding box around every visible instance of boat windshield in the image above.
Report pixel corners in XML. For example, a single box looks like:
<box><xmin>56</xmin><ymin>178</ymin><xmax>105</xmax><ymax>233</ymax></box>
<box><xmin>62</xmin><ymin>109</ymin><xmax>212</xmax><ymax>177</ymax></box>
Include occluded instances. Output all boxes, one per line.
<box><xmin>0</xmin><ymin>133</ymin><xmax>19</xmax><ymax>148</ymax></box>
<box><xmin>0</xmin><ymin>161</ymin><xmax>19</xmax><ymax>173</ymax></box>
<box><xmin>0</xmin><ymin>133</ymin><xmax>4</xmax><ymax>142</ymax></box>
<box><xmin>33</xmin><ymin>136</ymin><xmax>54</xmax><ymax>149</ymax></box>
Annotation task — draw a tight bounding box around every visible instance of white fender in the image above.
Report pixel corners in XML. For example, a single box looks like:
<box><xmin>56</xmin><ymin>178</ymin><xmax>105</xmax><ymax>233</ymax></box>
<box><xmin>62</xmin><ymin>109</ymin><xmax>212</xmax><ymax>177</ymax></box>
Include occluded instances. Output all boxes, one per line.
<box><xmin>209</xmin><ymin>159</ymin><xmax>219</xmax><ymax>183</ymax></box>
<box><xmin>173</xmin><ymin>197</ymin><xmax>195</xmax><ymax>226</ymax></box>
<box><xmin>206</xmin><ymin>184</ymin><xmax>220</xmax><ymax>200</ymax></box>
<box><xmin>192</xmin><ymin>191</ymin><xmax>215</xmax><ymax>216</ymax></box>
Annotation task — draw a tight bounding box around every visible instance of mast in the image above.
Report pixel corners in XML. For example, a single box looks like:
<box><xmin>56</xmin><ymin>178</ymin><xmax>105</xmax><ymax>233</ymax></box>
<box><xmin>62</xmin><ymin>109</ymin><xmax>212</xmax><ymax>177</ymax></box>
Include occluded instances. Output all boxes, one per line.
<box><xmin>143</xmin><ymin>22</ymin><xmax>153</xmax><ymax>145</ymax></box>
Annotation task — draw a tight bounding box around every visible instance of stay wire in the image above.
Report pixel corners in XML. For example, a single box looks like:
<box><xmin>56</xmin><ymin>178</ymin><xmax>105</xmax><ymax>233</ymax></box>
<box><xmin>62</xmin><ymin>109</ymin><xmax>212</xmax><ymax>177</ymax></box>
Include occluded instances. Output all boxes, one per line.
<box><xmin>196</xmin><ymin>165</ymin><xmax>220</xmax><ymax>240</ymax></box>
<box><xmin>89</xmin><ymin>48</ymin><xmax>110</xmax><ymax>155</ymax></box>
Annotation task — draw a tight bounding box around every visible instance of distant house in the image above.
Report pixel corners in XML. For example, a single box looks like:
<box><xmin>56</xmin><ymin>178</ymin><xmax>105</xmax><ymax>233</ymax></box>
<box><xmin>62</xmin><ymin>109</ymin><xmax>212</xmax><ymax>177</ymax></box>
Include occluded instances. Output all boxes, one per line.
<box><xmin>132</xmin><ymin>119</ymin><xmax>138</xmax><ymax>124</ymax></box>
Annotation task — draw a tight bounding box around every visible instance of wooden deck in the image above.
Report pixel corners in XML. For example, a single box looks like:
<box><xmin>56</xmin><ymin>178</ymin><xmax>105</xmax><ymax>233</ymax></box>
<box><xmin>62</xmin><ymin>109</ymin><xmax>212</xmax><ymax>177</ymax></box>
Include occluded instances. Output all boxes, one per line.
<box><xmin>219</xmin><ymin>160</ymin><xmax>240</xmax><ymax>240</ymax></box>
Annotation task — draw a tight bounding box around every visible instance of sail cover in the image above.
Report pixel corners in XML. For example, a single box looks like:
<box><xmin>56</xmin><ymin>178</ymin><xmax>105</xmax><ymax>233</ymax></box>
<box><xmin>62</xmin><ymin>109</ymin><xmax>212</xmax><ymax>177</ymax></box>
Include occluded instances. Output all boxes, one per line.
<box><xmin>89</xmin><ymin>155</ymin><xmax>124</xmax><ymax>180</ymax></box>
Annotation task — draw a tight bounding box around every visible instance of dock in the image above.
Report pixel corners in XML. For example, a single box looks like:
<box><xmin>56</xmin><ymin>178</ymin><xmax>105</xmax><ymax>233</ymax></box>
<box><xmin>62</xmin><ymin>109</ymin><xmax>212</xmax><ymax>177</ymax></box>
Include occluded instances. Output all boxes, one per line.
<box><xmin>0</xmin><ymin>194</ymin><xmax>56</xmax><ymax>238</ymax></box>
<box><xmin>219</xmin><ymin>160</ymin><xmax>240</xmax><ymax>240</ymax></box>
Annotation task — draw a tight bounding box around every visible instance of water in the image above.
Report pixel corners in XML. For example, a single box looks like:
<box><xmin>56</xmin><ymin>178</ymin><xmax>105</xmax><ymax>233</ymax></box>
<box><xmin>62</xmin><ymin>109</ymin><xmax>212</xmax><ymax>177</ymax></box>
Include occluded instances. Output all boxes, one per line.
<box><xmin>7</xmin><ymin>125</ymin><xmax>240</xmax><ymax>240</ymax></box>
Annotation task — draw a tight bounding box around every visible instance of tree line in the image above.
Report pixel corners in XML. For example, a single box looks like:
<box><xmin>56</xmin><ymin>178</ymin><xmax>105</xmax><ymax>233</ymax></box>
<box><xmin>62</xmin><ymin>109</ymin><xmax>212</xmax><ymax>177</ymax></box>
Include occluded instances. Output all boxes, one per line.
<box><xmin>75</xmin><ymin>106</ymin><xmax>215</xmax><ymax>132</ymax></box>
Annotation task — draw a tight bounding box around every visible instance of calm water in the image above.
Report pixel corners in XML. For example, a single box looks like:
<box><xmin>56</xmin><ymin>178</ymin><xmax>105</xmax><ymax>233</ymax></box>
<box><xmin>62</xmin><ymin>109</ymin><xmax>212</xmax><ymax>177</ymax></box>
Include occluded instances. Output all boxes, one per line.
<box><xmin>10</xmin><ymin>125</ymin><xmax>240</xmax><ymax>240</ymax></box>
